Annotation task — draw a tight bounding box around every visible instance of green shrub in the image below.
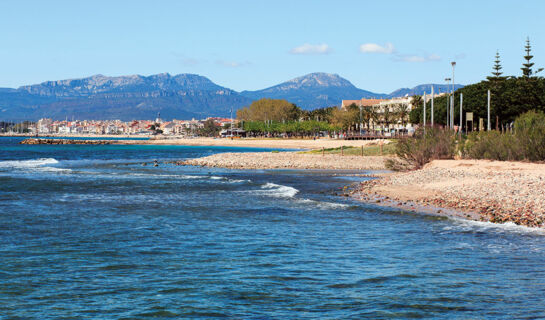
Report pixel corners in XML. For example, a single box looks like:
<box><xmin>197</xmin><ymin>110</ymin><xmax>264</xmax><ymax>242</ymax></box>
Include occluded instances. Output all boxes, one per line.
<box><xmin>460</xmin><ymin>110</ymin><xmax>545</xmax><ymax>162</ymax></box>
<box><xmin>514</xmin><ymin>110</ymin><xmax>545</xmax><ymax>161</ymax></box>
<box><xmin>387</xmin><ymin>127</ymin><xmax>456</xmax><ymax>171</ymax></box>
<box><xmin>461</xmin><ymin>131</ymin><xmax>523</xmax><ymax>161</ymax></box>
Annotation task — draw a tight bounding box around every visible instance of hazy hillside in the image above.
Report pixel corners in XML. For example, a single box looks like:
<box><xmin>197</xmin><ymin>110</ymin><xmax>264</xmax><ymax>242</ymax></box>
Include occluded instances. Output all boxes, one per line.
<box><xmin>0</xmin><ymin>72</ymin><xmax>464</xmax><ymax>120</ymax></box>
<box><xmin>241</xmin><ymin>73</ymin><xmax>387</xmax><ymax>109</ymax></box>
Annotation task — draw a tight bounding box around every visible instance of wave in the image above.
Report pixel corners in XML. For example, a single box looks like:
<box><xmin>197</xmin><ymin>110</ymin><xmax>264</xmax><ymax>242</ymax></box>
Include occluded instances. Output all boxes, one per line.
<box><xmin>0</xmin><ymin>158</ymin><xmax>71</xmax><ymax>173</ymax></box>
<box><xmin>259</xmin><ymin>182</ymin><xmax>299</xmax><ymax>198</ymax></box>
<box><xmin>0</xmin><ymin>158</ymin><xmax>59</xmax><ymax>168</ymax></box>
<box><xmin>445</xmin><ymin>219</ymin><xmax>545</xmax><ymax>235</ymax></box>
<box><xmin>297</xmin><ymin>198</ymin><xmax>349</xmax><ymax>209</ymax></box>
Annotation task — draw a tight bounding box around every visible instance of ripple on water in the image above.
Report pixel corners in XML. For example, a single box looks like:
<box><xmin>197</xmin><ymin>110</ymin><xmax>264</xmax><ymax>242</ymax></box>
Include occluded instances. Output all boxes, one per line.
<box><xmin>2</xmin><ymin>141</ymin><xmax>545</xmax><ymax>319</ymax></box>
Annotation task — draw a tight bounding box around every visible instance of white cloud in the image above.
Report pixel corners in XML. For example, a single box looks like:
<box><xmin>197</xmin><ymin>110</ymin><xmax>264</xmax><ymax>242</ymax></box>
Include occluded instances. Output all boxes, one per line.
<box><xmin>359</xmin><ymin>42</ymin><xmax>395</xmax><ymax>54</ymax></box>
<box><xmin>393</xmin><ymin>54</ymin><xmax>441</xmax><ymax>63</ymax></box>
<box><xmin>290</xmin><ymin>43</ymin><xmax>332</xmax><ymax>55</ymax></box>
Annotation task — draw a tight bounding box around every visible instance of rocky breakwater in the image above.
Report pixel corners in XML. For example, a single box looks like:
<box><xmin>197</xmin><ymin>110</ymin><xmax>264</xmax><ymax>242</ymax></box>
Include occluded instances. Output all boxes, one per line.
<box><xmin>179</xmin><ymin>152</ymin><xmax>389</xmax><ymax>170</ymax></box>
<box><xmin>20</xmin><ymin>138</ymin><xmax>111</xmax><ymax>145</ymax></box>
<box><xmin>353</xmin><ymin>159</ymin><xmax>545</xmax><ymax>228</ymax></box>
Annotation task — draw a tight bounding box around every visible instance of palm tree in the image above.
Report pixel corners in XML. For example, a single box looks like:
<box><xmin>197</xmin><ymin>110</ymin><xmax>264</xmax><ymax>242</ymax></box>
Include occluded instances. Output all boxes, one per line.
<box><xmin>382</xmin><ymin>106</ymin><xmax>394</xmax><ymax>133</ymax></box>
<box><xmin>362</xmin><ymin>105</ymin><xmax>373</xmax><ymax>132</ymax></box>
<box><xmin>395</xmin><ymin>103</ymin><xmax>410</xmax><ymax>127</ymax></box>
<box><xmin>369</xmin><ymin>106</ymin><xmax>380</xmax><ymax>133</ymax></box>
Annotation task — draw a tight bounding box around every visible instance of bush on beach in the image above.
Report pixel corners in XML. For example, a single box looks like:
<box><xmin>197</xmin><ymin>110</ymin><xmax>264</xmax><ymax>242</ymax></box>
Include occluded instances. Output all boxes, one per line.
<box><xmin>389</xmin><ymin>111</ymin><xmax>545</xmax><ymax>171</ymax></box>
<box><xmin>386</xmin><ymin>127</ymin><xmax>456</xmax><ymax>171</ymax></box>
<box><xmin>461</xmin><ymin>110</ymin><xmax>545</xmax><ymax>161</ymax></box>
<box><xmin>513</xmin><ymin>110</ymin><xmax>545</xmax><ymax>161</ymax></box>
<box><xmin>461</xmin><ymin>130</ymin><xmax>523</xmax><ymax>161</ymax></box>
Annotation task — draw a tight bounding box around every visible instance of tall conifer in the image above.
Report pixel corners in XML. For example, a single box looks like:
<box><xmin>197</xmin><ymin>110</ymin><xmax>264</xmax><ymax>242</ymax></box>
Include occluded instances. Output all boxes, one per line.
<box><xmin>521</xmin><ymin>37</ymin><xmax>543</xmax><ymax>77</ymax></box>
<box><xmin>488</xmin><ymin>50</ymin><xmax>505</xmax><ymax>81</ymax></box>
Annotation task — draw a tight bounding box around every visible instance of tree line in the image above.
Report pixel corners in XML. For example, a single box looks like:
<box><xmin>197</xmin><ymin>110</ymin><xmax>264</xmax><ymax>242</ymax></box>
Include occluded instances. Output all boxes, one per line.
<box><xmin>236</xmin><ymin>98</ymin><xmax>411</xmax><ymax>136</ymax></box>
<box><xmin>410</xmin><ymin>37</ymin><xmax>545</xmax><ymax>129</ymax></box>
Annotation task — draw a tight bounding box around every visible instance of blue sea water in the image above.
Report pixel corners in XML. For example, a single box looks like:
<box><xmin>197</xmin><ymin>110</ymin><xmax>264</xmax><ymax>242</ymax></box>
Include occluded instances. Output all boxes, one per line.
<box><xmin>1</xmin><ymin>137</ymin><xmax>544</xmax><ymax>319</ymax></box>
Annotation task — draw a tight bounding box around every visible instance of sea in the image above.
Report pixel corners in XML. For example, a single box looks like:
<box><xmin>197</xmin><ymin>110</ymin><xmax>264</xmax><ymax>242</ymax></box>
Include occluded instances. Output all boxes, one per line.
<box><xmin>1</xmin><ymin>137</ymin><xmax>544</xmax><ymax>319</ymax></box>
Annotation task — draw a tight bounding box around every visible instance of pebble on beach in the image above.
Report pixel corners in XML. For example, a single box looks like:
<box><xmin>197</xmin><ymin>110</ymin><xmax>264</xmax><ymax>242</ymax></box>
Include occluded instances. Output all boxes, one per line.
<box><xmin>353</xmin><ymin>160</ymin><xmax>545</xmax><ymax>228</ymax></box>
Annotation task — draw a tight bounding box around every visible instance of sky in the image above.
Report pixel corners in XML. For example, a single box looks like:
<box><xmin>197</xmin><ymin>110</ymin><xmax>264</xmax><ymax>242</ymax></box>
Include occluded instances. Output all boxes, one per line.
<box><xmin>0</xmin><ymin>0</ymin><xmax>544</xmax><ymax>93</ymax></box>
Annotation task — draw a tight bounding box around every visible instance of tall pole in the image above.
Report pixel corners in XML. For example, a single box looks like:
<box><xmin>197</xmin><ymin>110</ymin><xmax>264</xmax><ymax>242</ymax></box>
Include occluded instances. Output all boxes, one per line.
<box><xmin>451</xmin><ymin>61</ymin><xmax>456</xmax><ymax>130</ymax></box>
<box><xmin>450</xmin><ymin>95</ymin><xmax>454</xmax><ymax>128</ymax></box>
<box><xmin>445</xmin><ymin>78</ymin><xmax>451</xmax><ymax>128</ymax></box>
<box><xmin>459</xmin><ymin>93</ymin><xmax>463</xmax><ymax>138</ymax></box>
<box><xmin>431</xmin><ymin>86</ymin><xmax>434</xmax><ymax>126</ymax></box>
<box><xmin>423</xmin><ymin>92</ymin><xmax>427</xmax><ymax>127</ymax></box>
<box><xmin>487</xmin><ymin>90</ymin><xmax>491</xmax><ymax>131</ymax></box>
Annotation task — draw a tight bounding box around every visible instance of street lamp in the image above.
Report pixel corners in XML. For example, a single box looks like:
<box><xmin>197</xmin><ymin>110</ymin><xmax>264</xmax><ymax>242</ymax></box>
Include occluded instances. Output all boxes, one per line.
<box><xmin>451</xmin><ymin>61</ymin><xmax>456</xmax><ymax>129</ymax></box>
<box><xmin>445</xmin><ymin>77</ymin><xmax>451</xmax><ymax>128</ymax></box>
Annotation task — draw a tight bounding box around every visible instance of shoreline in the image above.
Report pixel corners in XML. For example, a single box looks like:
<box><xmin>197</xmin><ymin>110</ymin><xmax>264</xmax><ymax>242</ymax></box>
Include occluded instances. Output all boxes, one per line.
<box><xmin>12</xmin><ymin>135</ymin><xmax>392</xmax><ymax>150</ymax></box>
<box><xmin>9</xmin><ymin>135</ymin><xmax>543</xmax><ymax>228</ymax></box>
<box><xmin>180</xmin><ymin>149</ymin><xmax>545</xmax><ymax>228</ymax></box>
<box><xmin>351</xmin><ymin>160</ymin><xmax>545</xmax><ymax>228</ymax></box>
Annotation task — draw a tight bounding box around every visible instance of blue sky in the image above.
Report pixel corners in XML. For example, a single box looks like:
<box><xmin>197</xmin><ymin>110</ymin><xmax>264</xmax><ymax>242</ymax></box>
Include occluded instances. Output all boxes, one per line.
<box><xmin>1</xmin><ymin>0</ymin><xmax>544</xmax><ymax>93</ymax></box>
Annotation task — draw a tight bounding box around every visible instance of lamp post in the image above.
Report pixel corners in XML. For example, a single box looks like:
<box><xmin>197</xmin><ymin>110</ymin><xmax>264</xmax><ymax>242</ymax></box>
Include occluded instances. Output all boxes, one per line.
<box><xmin>445</xmin><ymin>78</ymin><xmax>451</xmax><ymax>128</ymax></box>
<box><xmin>431</xmin><ymin>86</ymin><xmax>434</xmax><ymax>126</ymax></box>
<box><xmin>451</xmin><ymin>62</ymin><xmax>456</xmax><ymax>129</ymax></box>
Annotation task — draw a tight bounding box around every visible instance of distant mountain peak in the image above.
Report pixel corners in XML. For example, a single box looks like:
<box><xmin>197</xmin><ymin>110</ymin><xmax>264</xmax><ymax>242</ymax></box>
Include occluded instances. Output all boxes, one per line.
<box><xmin>240</xmin><ymin>72</ymin><xmax>383</xmax><ymax>109</ymax></box>
<box><xmin>284</xmin><ymin>72</ymin><xmax>354</xmax><ymax>88</ymax></box>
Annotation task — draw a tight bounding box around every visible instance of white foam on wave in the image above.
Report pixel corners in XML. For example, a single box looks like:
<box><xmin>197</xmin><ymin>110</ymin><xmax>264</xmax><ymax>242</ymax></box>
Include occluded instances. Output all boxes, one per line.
<box><xmin>228</xmin><ymin>179</ymin><xmax>251</xmax><ymax>184</ymax></box>
<box><xmin>122</xmin><ymin>172</ymin><xmax>202</xmax><ymax>179</ymax></box>
<box><xmin>0</xmin><ymin>158</ymin><xmax>59</xmax><ymax>168</ymax></box>
<box><xmin>259</xmin><ymin>182</ymin><xmax>299</xmax><ymax>198</ymax></box>
<box><xmin>446</xmin><ymin>218</ymin><xmax>545</xmax><ymax>235</ymax></box>
<box><xmin>0</xmin><ymin>158</ymin><xmax>71</xmax><ymax>173</ymax></box>
<box><xmin>297</xmin><ymin>198</ymin><xmax>349</xmax><ymax>209</ymax></box>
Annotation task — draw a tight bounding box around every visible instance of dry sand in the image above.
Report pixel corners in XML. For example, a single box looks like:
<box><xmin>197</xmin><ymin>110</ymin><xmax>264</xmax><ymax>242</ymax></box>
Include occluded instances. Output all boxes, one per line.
<box><xmin>120</xmin><ymin>137</ymin><xmax>390</xmax><ymax>150</ymax></box>
<box><xmin>353</xmin><ymin>159</ymin><xmax>545</xmax><ymax>228</ymax></box>
<box><xmin>180</xmin><ymin>151</ymin><xmax>390</xmax><ymax>170</ymax></box>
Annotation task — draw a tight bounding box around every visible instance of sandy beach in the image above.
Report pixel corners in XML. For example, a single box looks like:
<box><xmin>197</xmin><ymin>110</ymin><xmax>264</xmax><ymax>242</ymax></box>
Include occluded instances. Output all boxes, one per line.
<box><xmin>180</xmin><ymin>151</ymin><xmax>390</xmax><ymax>170</ymax></box>
<box><xmin>118</xmin><ymin>137</ymin><xmax>390</xmax><ymax>150</ymax></box>
<box><xmin>352</xmin><ymin>159</ymin><xmax>545</xmax><ymax>228</ymax></box>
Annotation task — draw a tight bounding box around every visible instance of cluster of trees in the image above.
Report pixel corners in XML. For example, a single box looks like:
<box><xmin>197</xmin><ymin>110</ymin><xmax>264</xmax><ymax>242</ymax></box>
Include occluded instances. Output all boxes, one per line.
<box><xmin>236</xmin><ymin>98</ymin><xmax>301</xmax><ymax>122</ymax></box>
<box><xmin>236</xmin><ymin>98</ymin><xmax>411</xmax><ymax>136</ymax></box>
<box><xmin>237</xmin><ymin>99</ymin><xmax>338</xmax><ymax>136</ymax></box>
<box><xmin>242</xmin><ymin>120</ymin><xmax>332</xmax><ymax>137</ymax></box>
<box><xmin>410</xmin><ymin>38</ymin><xmax>545</xmax><ymax>128</ymax></box>
<box><xmin>333</xmin><ymin>103</ymin><xmax>410</xmax><ymax>132</ymax></box>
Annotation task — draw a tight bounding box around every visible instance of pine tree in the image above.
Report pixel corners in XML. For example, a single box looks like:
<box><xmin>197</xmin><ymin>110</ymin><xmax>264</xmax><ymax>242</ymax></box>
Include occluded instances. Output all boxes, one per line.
<box><xmin>487</xmin><ymin>50</ymin><xmax>505</xmax><ymax>81</ymax></box>
<box><xmin>521</xmin><ymin>37</ymin><xmax>543</xmax><ymax>78</ymax></box>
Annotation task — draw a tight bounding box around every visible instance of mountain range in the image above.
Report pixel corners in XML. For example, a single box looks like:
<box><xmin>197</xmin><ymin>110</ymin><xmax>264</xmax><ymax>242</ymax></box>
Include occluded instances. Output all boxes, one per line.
<box><xmin>0</xmin><ymin>72</ymin><xmax>463</xmax><ymax>121</ymax></box>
